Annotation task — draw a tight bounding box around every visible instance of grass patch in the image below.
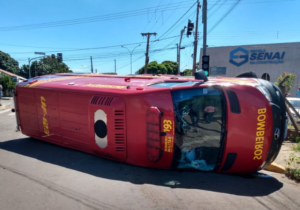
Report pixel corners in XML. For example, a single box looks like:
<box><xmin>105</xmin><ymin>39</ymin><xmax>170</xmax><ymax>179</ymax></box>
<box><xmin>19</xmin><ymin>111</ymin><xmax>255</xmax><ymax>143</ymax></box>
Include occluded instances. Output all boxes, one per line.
<box><xmin>285</xmin><ymin>168</ymin><xmax>300</xmax><ymax>182</ymax></box>
<box><xmin>291</xmin><ymin>135</ymin><xmax>300</xmax><ymax>143</ymax></box>
<box><xmin>285</xmin><ymin>153</ymin><xmax>300</xmax><ymax>182</ymax></box>
<box><xmin>293</xmin><ymin>142</ymin><xmax>300</xmax><ymax>152</ymax></box>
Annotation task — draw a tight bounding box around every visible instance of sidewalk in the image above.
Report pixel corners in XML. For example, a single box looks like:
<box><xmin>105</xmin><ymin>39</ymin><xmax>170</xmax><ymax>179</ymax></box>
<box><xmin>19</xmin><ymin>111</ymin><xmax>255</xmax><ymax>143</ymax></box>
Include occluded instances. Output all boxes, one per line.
<box><xmin>0</xmin><ymin>98</ymin><xmax>13</xmax><ymax>109</ymax></box>
<box><xmin>265</xmin><ymin>140</ymin><xmax>300</xmax><ymax>175</ymax></box>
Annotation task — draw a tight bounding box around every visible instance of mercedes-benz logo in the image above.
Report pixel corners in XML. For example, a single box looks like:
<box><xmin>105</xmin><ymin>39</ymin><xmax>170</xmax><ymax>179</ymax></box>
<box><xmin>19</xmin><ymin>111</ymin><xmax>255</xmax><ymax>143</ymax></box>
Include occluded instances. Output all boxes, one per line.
<box><xmin>274</xmin><ymin>128</ymin><xmax>280</xmax><ymax>140</ymax></box>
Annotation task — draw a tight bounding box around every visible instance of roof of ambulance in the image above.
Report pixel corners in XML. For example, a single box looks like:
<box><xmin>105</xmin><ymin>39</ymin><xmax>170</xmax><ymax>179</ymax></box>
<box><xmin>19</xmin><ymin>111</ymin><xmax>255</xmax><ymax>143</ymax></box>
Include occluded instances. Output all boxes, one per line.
<box><xmin>17</xmin><ymin>73</ymin><xmax>259</xmax><ymax>92</ymax></box>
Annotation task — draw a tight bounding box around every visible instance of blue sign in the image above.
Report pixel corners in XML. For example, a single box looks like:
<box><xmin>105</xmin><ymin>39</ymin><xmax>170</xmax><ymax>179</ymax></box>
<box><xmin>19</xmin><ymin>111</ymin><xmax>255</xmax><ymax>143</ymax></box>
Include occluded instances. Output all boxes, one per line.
<box><xmin>229</xmin><ymin>47</ymin><xmax>285</xmax><ymax>67</ymax></box>
<box><xmin>229</xmin><ymin>47</ymin><xmax>249</xmax><ymax>67</ymax></box>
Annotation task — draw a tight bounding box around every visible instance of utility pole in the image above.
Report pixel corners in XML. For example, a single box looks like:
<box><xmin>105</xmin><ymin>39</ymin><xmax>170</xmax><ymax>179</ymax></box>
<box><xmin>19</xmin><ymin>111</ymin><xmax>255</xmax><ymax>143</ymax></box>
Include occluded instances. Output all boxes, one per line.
<box><xmin>90</xmin><ymin>56</ymin><xmax>94</xmax><ymax>73</ymax></box>
<box><xmin>192</xmin><ymin>1</ymin><xmax>201</xmax><ymax>75</ymax></box>
<box><xmin>176</xmin><ymin>44</ymin><xmax>179</xmax><ymax>64</ymax></box>
<box><xmin>178</xmin><ymin>27</ymin><xmax>186</xmax><ymax>75</ymax></box>
<box><xmin>114</xmin><ymin>59</ymin><xmax>116</xmax><ymax>73</ymax></box>
<box><xmin>141</xmin><ymin>33</ymin><xmax>157</xmax><ymax>74</ymax></box>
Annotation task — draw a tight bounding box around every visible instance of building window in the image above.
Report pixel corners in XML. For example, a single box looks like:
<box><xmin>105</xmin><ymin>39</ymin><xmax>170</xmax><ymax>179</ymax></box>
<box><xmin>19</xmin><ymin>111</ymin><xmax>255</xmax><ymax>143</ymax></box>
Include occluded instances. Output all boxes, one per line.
<box><xmin>210</xmin><ymin>67</ymin><xmax>226</xmax><ymax>76</ymax></box>
<box><xmin>261</xmin><ymin>73</ymin><xmax>270</xmax><ymax>81</ymax></box>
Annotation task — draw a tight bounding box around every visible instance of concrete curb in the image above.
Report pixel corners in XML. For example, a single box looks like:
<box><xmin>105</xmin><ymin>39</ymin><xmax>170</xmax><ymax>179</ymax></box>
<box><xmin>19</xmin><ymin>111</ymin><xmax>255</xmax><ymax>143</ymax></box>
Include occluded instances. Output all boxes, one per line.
<box><xmin>265</xmin><ymin>162</ymin><xmax>286</xmax><ymax>174</ymax></box>
<box><xmin>1</xmin><ymin>97</ymin><xmax>12</xmax><ymax>100</ymax></box>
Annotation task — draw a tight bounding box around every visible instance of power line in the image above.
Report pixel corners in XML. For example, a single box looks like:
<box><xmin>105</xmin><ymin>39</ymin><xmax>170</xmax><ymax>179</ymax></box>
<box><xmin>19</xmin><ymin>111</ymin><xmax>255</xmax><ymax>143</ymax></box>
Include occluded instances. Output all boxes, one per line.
<box><xmin>155</xmin><ymin>0</ymin><xmax>240</xmax><ymax>53</ymax></box>
<box><xmin>208</xmin><ymin>0</ymin><xmax>296</xmax><ymax>4</ymax></box>
<box><xmin>147</xmin><ymin>0</ymin><xmax>174</xmax><ymax>32</ymax></box>
<box><xmin>147</xmin><ymin>0</ymin><xmax>241</xmax><ymax>67</ymax></box>
<box><xmin>207</xmin><ymin>0</ymin><xmax>227</xmax><ymax>19</ymax></box>
<box><xmin>149</xmin><ymin>2</ymin><xmax>196</xmax><ymax>49</ymax></box>
<box><xmin>0</xmin><ymin>43</ymin><xmax>77</xmax><ymax>49</ymax></box>
<box><xmin>20</xmin><ymin>46</ymin><xmax>178</xmax><ymax>62</ymax></box>
<box><xmin>208</xmin><ymin>0</ymin><xmax>241</xmax><ymax>34</ymax></box>
<box><xmin>0</xmin><ymin>0</ymin><xmax>294</xmax><ymax>32</ymax></box>
<box><xmin>0</xmin><ymin>1</ymin><xmax>195</xmax><ymax>32</ymax></box>
<box><xmin>142</xmin><ymin>0</ymin><xmax>164</xmax><ymax>32</ymax></box>
<box><xmin>156</xmin><ymin>1</ymin><xmax>197</xmax><ymax>40</ymax></box>
<box><xmin>8</xmin><ymin>35</ymin><xmax>180</xmax><ymax>54</ymax></box>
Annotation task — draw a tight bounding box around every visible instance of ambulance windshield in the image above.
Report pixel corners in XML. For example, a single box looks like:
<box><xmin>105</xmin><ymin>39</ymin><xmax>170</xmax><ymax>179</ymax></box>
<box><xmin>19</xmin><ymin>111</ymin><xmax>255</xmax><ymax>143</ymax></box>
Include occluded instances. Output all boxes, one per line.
<box><xmin>170</xmin><ymin>86</ymin><xmax>226</xmax><ymax>171</ymax></box>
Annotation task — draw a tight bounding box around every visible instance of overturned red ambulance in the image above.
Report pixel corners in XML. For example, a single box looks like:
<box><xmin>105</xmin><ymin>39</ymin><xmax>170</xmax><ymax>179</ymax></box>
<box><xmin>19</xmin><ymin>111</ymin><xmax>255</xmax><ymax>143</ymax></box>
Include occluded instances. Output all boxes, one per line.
<box><xmin>13</xmin><ymin>71</ymin><xmax>286</xmax><ymax>173</ymax></box>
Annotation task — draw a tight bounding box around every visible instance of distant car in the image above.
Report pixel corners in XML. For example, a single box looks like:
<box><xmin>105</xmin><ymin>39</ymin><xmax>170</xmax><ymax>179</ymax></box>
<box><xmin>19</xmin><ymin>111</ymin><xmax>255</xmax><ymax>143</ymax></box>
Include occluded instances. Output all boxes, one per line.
<box><xmin>287</xmin><ymin>97</ymin><xmax>300</xmax><ymax>121</ymax></box>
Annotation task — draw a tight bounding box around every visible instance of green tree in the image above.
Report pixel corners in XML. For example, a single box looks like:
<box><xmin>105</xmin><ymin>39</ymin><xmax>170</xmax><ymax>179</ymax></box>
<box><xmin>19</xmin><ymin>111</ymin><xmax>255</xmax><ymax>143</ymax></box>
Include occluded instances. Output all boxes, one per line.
<box><xmin>0</xmin><ymin>72</ymin><xmax>16</xmax><ymax>96</ymax></box>
<box><xmin>19</xmin><ymin>64</ymin><xmax>29</xmax><ymax>79</ymax></box>
<box><xmin>19</xmin><ymin>56</ymin><xmax>72</xmax><ymax>79</ymax></box>
<box><xmin>0</xmin><ymin>51</ymin><xmax>19</xmax><ymax>74</ymax></box>
<box><xmin>182</xmin><ymin>69</ymin><xmax>193</xmax><ymax>76</ymax></box>
<box><xmin>138</xmin><ymin>60</ymin><xmax>178</xmax><ymax>75</ymax></box>
<box><xmin>162</xmin><ymin>61</ymin><xmax>178</xmax><ymax>74</ymax></box>
<box><xmin>274</xmin><ymin>72</ymin><xmax>296</xmax><ymax>92</ymax></box>
<box><xmin>38</xmin><ymin>56</ymin><xmax>72</xmax><ymax>75</ymax></box>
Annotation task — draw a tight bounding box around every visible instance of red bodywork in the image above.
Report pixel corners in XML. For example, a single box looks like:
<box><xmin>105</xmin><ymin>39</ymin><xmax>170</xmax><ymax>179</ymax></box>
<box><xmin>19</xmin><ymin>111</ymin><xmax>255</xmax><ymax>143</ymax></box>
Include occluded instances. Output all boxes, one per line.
<box><xmin>15</xmin><ymin>74</ymin><xmax>277</xmax><ymax>173</ymax></box>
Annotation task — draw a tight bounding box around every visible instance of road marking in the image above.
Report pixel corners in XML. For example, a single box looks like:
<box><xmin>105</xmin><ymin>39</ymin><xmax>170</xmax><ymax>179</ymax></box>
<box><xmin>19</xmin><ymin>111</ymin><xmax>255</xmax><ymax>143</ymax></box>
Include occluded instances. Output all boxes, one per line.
<box><xmin>0</xmin><ymin>109</ymin><xmax>10</xmax><ymax>114</ymax></box>
<box><xmin>8</xmin><ymin>113</ymin><xmax>15</xmax><ymax>116</ymax></box>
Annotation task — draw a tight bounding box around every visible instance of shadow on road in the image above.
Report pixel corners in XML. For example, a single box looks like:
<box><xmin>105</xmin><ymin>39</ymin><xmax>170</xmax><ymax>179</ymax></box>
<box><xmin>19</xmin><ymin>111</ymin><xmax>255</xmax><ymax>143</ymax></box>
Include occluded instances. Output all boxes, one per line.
<box><xmin>0</xmin><ymin>137</ymin><xmax>283</xmax><ymax>196</ymax></box>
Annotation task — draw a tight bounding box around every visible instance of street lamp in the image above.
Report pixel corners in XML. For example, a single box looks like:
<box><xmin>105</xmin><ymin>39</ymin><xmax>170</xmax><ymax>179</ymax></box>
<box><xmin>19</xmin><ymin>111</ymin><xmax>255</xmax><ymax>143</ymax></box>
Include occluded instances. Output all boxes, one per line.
<box><xmin>121</xmin><ymin>44</ymin><xmax>141</xmax><ymax>75</ymax></box>
<box><xmin>28</xmin><ymin>52</ymin><xmax>46</xmax><ymax>79</ymax></box>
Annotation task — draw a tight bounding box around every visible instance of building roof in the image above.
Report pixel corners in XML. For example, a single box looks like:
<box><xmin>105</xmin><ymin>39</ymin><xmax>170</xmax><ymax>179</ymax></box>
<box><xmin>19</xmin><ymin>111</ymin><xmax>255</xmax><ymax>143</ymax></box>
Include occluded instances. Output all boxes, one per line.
<box><xmin>0</xmin><ymin>69</ymin><xmax>26</xmax><ymax>80</ymax></box>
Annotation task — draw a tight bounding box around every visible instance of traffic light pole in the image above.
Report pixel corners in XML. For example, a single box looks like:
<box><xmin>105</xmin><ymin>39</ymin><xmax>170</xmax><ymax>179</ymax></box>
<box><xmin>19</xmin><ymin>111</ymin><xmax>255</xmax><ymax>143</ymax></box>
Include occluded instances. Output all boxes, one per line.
<box><xmin>200</xmin><ymin>0</ymin><xmax>210</xmax><ymax>76</ymax></box>
<box><xmin>192</xmin><ymin>1</ymin><xmax>200</xmax><ymax>76</ymax></box>
<box><xmin>176</xmin><ymin>43</ymin><xmax>179</xmax><ymax>64</ymax></box>
<box><xmin>141</xmin><ymin>33</ymin><xmax>157</xmax><ymax>74</ymax></box>
<box><xmin>202</xmin><ymin>0</ymin><xmax>207</xmax><ymax>56</ymax></box>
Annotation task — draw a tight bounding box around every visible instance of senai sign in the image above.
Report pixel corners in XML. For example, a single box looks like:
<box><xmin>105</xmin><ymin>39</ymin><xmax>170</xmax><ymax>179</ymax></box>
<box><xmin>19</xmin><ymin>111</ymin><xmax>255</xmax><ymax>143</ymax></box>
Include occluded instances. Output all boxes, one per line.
<box><xmin>229</xmin><ymin>47</ymin><xmax>285</xmax><ymax>67</ymax></box>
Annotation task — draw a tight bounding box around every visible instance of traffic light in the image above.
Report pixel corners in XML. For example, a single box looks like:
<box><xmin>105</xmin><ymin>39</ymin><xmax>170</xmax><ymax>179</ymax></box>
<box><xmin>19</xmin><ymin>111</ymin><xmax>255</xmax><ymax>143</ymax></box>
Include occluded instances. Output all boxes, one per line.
<box><xmin>57</xmin><ymin>53</ymin><xmax>63</xmax><ymax>62</ymax></box>
<box><xmin>51</xmin><ymin>54</ymin><xmax>55</xmax><ymax>58</ymax></box>
<box><xmin>202</xmin><ymin>55</ymin><xmax>210</xmax><ymax>76</ymax></box>
<box><xmin>186</xmin><ymin>20</ymin><xmax>194</xmax><ymax>37</ymax></box>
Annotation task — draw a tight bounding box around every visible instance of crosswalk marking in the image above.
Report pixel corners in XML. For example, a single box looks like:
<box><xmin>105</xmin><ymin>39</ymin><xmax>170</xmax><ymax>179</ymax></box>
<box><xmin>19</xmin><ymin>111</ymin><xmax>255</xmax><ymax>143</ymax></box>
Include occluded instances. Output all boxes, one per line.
<box><xmin>8</xmin><ymin>113</ymin><xmax>15</xmax><ymax>116</ymax></box>
<box><xmin>0</xmin><ymin>109</ymin><xmax>11</xmax><ymax>114</ymax></box>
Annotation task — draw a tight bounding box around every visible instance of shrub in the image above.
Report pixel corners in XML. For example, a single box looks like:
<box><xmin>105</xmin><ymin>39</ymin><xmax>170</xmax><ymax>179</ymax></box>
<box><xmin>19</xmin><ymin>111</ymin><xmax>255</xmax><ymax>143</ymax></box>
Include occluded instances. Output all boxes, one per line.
<box><xmin>0</xmin><ymin>73</ymin><xmax>16</xmax><ymax>96</ymax></box>
<box><xmin>274</xmin><ymin>72</ymin><xmax>296</xmax><ymax>92</ymax></box>
<box><xmin>284</xmin><ymin>153</ymin><xmax>300</xmax><ymax>182</ymax></box>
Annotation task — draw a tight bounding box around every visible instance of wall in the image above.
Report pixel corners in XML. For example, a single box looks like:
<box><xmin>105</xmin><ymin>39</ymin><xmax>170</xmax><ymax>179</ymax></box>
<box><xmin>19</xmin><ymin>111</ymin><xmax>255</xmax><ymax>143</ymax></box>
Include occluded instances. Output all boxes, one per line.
<box><xmin>201</xmin><ymin>42</ymin><xmax>300</xmax><ymax>96</ymax></box>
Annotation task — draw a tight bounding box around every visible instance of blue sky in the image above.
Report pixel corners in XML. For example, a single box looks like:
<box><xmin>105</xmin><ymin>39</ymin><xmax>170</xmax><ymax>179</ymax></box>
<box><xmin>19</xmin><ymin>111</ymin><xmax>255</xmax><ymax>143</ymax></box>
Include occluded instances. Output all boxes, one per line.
<box><xmin>0</xmin><ymin>0</ymin><xmax>299</xmax><ymax>75</ymax></box>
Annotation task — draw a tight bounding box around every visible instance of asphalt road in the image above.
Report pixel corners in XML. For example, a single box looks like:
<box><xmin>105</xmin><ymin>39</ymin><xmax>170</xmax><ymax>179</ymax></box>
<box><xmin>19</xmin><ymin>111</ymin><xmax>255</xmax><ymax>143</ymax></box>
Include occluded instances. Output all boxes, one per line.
<box><xmin>0</xmin><ymin>99</ymin><xmax>300</xmax><ymax>210</ymax></box>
